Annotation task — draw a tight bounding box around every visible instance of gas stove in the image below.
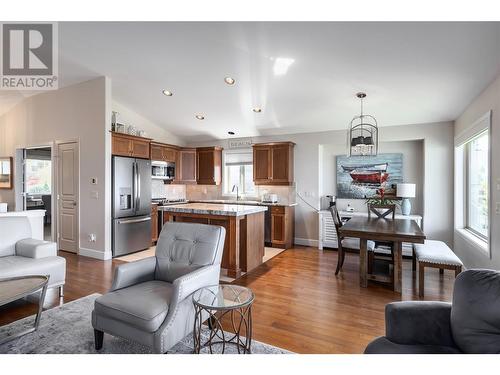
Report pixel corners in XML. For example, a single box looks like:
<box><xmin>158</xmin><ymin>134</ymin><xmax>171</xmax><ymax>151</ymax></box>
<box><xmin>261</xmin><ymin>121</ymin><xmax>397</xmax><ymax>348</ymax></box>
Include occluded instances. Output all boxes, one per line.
<box><xmin>152</xmin><ymin>198</ymin><xmax>188</xmax><ymax>206</ymax></box>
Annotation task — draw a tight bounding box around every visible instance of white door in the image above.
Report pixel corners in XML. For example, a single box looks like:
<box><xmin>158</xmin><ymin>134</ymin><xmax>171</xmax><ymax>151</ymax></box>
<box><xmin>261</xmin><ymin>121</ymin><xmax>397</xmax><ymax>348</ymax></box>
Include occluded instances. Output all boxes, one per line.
<box><xmin>57</xmin><ymin>142</ymin><xmax>79</xmax><ymax>253</ymax></box>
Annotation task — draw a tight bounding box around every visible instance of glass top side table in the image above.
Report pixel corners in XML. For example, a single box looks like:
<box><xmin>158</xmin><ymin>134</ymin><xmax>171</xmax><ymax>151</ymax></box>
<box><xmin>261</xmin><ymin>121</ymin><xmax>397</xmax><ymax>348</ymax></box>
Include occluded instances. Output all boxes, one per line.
<box><xmin>192</xmin><ymin>285</ymin><xmax>254</xmax><ymax>354</ymax></box>
<box><xmin>0</xmin><ymin>275</ymin><xmax>49</xmax><ymax>344</ymax></box>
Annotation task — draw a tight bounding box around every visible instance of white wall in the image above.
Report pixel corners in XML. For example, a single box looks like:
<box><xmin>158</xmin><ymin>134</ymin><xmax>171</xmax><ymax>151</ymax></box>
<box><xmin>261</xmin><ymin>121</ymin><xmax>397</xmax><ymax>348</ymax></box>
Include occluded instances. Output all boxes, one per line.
<box><xmin>0</xmin><ymin>77</ymin><xmax>112</xmax><ymax>259</ymax></box>
<box><xmin>112</xmin><ymin>101</ymin><xmax>184</xmax><ymax>146</ymax></box>
<box><xmin>454</xmin><ymin>74</ymin><xmax>500</xmax><ymax>270</ymax></box>
<box><xmin>188</xmin><ymin>121</ymin><xmax>454</xmax><ymax>246</ymax></box>
<box><xmin>320</xmin><ymin>140</ymin><xmax>424</xmax><ymax>215</ymax></box>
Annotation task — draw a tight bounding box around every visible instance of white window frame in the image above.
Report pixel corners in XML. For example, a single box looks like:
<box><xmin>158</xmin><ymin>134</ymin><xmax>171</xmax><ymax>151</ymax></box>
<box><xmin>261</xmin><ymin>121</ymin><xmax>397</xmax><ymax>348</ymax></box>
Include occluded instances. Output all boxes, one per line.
<box><xmin>454</xmin><ymin>111</ymin><xmax>491</xmax><ymax>257</ymax></box>
<box><xmin>222</xmin><ymin>149</ymin><xmax>258</xmax><ymax>199</ymax></box>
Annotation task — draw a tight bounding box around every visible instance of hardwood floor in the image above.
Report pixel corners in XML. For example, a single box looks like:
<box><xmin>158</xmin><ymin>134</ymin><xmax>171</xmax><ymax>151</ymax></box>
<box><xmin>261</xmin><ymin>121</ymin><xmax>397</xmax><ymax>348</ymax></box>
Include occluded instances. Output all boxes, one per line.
<box><xmin>0</xmin><ymin>246</ymin><xmax>456</xmax><ymax>353</ymax></box>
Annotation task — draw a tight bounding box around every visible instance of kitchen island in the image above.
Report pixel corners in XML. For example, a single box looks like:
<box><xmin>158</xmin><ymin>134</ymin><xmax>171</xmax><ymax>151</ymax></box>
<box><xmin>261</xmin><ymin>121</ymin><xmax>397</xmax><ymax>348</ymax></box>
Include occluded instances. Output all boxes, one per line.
<box><xmin>160</xmin><ymin>203</ymin><xmax>267</xmax><ymax>278</ymax></box>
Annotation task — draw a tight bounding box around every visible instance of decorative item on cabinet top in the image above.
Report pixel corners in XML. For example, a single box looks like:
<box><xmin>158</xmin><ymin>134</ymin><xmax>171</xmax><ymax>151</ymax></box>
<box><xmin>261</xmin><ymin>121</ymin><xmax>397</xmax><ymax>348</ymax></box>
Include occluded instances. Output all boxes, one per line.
<box><xmin>252</xmin><ymin>142</ymin><xmax>295</xmax><ymax>186</ymax></box>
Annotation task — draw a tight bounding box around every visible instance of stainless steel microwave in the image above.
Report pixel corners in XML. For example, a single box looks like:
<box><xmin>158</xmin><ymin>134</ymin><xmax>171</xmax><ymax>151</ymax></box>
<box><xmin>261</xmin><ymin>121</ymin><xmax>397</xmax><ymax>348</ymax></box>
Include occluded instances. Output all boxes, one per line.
<box><xmin>151</xmin><ymin>161</ymin><xmax>175</xmax><ymax>180</ymax></box>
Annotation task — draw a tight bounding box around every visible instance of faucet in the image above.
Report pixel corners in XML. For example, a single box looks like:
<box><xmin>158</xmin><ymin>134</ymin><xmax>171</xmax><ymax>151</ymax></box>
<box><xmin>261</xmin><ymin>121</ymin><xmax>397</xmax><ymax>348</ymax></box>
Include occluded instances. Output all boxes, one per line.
<box><xmin>232</xmin><ymin>185</ymin><xmax>240</xmax><ymax>201</ymax></box>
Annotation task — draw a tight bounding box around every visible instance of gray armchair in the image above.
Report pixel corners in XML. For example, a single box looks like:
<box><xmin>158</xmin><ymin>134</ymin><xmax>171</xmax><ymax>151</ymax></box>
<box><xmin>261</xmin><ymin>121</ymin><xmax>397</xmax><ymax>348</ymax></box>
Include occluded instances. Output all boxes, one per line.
<box><xmin>92</xmin><ymin>222</ymin><xmax>226</xmax><ymax>353</ymax></box>
<box><xmin>365</xmin><ymin>269</ymin><xmax>500</xmax><ymax>354</ymax></box>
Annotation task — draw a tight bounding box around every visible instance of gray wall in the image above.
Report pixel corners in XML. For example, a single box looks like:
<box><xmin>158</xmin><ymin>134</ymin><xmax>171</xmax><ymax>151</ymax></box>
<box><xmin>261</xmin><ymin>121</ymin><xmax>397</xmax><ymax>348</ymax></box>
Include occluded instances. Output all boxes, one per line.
<box><xmin>320</xmin><ymin>140</ymin><xmax>424</xmax><ymax>216</ymax></box>
<box><xmin>188</xmin><ymin>121</ymin><xmax>454</xmax><ymax>246</ymax></box>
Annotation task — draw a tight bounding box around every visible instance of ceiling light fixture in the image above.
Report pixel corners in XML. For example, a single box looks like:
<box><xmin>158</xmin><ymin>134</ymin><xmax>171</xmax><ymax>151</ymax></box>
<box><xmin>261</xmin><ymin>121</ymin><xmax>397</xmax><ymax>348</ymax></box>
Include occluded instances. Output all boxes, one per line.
<box><xmin>273</xmin><ymin>57</ymin><xmax>295</xmax><ymax>76</ymax></box>
<box><xmin>195</xmin><ymin>115</ymin><xmax>205</xmax><ymax>120</ymax></box>
<box><xmin>162</xmin><ymin>90</ymin><xmax>173</xmax><ymax>96</ymax></box>
<box><xmin>224</xmin><ymin>77</ymin><xmax>235</xmax><ymax>85</ymax></box>
<box><xmin>347</xmin><ymin>92</ymin><xmax>378</xmax><ymax>157</ymax></box>
<box><xmin>252</xmin><ymin>107</ymin><xmax>262</xmax><ymax>113</ymax></box>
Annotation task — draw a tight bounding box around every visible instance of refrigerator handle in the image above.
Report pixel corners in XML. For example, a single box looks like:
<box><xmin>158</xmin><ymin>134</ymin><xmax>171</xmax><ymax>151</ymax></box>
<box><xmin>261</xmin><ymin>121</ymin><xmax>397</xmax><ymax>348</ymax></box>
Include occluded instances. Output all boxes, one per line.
<box><xmin>137</xmin><ymin>163</ymin><xmax>141</xmax><ymax>211</ymax></box>
<box><xmin>134</xmin><ymin>161</ymin><xmax>139</xmax><ymax>213</ymax></box>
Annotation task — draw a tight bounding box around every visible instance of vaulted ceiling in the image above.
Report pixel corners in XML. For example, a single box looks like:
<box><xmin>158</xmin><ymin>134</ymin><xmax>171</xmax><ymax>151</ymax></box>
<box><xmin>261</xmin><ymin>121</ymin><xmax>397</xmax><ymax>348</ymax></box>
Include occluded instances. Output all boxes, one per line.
<box><xmin>3</xmin><ymin>22</ymin><xmax>500</xmax><ymax>141</ymax></box>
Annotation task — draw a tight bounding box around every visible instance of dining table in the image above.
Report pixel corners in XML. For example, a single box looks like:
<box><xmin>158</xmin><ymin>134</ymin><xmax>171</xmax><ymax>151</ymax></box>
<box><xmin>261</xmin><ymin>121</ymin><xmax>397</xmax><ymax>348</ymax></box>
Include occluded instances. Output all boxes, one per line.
<box><xmin>338</xmin><ymin>216</ymin><xmax>426</xmax><ymax>293</ymax></box>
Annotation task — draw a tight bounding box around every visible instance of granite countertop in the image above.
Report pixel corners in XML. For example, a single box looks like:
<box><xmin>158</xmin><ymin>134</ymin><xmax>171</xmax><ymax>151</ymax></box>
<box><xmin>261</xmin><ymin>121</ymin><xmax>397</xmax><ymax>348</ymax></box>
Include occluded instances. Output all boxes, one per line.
<box><xmin>159</xmin><ymin>203</ymin><xmax>268</xmax><ymax>217</ymax></box>
<box><xmin>190</xmin><ymin>199</ymin><xmax>298</xmax><ymax>207</ymax></box>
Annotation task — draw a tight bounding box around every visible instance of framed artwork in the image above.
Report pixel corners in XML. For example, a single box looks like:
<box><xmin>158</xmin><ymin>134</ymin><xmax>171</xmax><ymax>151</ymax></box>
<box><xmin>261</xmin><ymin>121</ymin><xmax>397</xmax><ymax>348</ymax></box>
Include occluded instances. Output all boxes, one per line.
<box><xmin>0</xmin><ymin>157</ymin><xmax>13</xmax><ymax>189</ymax></box>
<box><xmin>336</xmin><ymin>153</ymin><xmax>403</xmax><ymax>199</ymax></box>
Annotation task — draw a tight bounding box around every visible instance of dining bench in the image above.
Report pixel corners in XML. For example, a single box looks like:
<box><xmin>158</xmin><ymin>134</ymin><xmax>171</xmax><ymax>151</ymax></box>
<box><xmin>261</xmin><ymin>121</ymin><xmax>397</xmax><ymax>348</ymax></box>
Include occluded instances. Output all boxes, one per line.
<box><xmin>413</xmin><ymin>240</ymin><xmax>463</xmax><ymax>298</ymax></box>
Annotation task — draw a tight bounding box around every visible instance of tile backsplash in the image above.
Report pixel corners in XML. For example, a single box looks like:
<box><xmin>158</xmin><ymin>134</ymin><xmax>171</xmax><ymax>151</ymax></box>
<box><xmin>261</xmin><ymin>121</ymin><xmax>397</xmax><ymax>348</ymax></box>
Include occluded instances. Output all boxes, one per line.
<box><xmin>152</xmin><ymin>179</ymin><xmax>296</xmax><ymax>205</ymax></box>
<box><xmin>151</xmin><ymin>180</ymin><xmax>186</xmax><ymax>200</ymax></box>
<box><xmin>185</xmin><ymin>184</ymin><xmax>296</xmax><ymax>205</ymax></box>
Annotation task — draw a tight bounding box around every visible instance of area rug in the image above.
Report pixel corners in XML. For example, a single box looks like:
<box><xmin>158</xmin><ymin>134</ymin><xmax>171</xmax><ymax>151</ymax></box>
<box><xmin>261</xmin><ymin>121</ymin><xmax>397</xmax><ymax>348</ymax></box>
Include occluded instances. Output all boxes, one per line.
<box><xmin>0</xmin><ymin>294</ymin><xmax>290</xmax><ymax>354</ymax></box>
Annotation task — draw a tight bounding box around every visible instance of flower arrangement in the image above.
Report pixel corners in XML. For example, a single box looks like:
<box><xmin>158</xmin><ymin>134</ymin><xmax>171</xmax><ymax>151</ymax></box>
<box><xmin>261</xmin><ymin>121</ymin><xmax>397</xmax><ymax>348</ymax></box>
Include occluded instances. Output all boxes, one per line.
<box><xmin>365</xmin><ymin>187</ymin><xmax>400</xmax><ymax>206</ymax></box>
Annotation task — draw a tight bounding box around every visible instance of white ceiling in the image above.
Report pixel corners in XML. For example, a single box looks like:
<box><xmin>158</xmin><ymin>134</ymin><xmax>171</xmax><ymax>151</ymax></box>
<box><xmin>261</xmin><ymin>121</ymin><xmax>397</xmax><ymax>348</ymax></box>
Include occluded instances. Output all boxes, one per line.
<box><xmin>4</xmin><ymin>22</ymin><xmax>500</xmax><ymax>141</ymax></box>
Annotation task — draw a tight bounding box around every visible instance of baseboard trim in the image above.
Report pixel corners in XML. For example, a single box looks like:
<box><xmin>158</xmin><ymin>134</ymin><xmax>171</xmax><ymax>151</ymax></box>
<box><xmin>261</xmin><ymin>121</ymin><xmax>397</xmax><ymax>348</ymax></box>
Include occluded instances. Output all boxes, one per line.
<box><xmin>79</xmin><ymin>247</ymin><xmax>112</xmax><ymax>260</ymax></box>
<box><xmin>294</xmin><ymin>238</ymin><xmax>319</xmax><ymax>247</ymax></box>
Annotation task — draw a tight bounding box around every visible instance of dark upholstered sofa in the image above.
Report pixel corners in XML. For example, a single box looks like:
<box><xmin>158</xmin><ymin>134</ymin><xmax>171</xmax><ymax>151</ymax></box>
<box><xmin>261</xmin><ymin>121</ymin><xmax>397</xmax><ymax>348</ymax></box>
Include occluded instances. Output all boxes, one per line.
<box><xmin>365</xmin><ymin>269</ymin><xmax>500</xmax><ymax>354</ymax></box>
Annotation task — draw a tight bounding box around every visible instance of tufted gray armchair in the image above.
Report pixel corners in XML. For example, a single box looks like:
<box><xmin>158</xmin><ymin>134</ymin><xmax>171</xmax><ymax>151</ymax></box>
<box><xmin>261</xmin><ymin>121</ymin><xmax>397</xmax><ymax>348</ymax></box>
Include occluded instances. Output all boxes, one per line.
<box><xmin>91</xmin><ymin>222</ymin><xmax>225</xmax><ymax>353</ymax></box>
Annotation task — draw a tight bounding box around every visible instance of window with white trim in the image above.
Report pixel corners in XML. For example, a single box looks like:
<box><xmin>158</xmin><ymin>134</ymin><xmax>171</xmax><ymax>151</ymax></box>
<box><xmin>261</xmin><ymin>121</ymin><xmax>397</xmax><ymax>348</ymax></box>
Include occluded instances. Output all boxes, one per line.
<box><xmin>222</xmin><ymin>149</ymin><xmax>256</xmax><ymax>197</ymax></box>
<box><xmin>455</xmin><ymin>111</ymin><xmax>490</xmax><ymax>251</ymax></box>
<box><xmin>465</xmin><ymin>130</ymin><xmax>489</xmax><ymax>239</ymax></box>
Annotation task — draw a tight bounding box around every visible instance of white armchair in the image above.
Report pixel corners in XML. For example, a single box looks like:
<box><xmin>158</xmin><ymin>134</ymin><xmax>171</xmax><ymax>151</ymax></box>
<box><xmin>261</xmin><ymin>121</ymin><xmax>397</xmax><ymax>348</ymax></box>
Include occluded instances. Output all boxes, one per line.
<box><xmin>0</xmin><ymin>216</ymin><xmax>66</xmax><ymax>295</ymax></box>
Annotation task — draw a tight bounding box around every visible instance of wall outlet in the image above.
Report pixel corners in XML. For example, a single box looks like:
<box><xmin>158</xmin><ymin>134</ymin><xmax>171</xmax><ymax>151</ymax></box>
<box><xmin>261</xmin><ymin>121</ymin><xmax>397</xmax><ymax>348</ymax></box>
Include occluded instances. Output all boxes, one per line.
<box><xmin>89</xmin><ymin>233</ymin><xmax>96</xmax><ymax>242</ymax></box>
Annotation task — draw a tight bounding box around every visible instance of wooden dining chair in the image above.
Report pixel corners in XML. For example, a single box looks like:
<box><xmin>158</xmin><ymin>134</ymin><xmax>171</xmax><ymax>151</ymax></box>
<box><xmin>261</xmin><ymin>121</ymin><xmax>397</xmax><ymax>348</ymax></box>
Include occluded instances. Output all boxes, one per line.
<box><xmin>367</xmin><ymin>203</ymin><xmax>396</xmax><ymax>220</ymax></box>
<box><xmin>330</xmin><ymin>203</ymin><xmax>375</xmax><ymax>275</ymax></box>
<box><xmin>367</xmin><ymin>203</ymin><xmax>396</xmax><ymax>275</ymax></box>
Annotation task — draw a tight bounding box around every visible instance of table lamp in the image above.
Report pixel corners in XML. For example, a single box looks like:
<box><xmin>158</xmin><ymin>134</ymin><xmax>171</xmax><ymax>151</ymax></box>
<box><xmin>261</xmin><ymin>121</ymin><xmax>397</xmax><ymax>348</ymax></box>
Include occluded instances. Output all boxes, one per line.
<box><xmin>397</xmin><ymin>183</ymin><xmax>416</xmax><ymax>216</ymax></box>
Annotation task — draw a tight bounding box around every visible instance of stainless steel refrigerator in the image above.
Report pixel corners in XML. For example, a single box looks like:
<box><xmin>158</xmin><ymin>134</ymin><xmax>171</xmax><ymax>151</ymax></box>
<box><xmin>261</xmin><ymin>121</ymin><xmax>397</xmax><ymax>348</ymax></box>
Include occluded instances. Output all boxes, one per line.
<box><xmin>112</xmin><ymin>156</ymin><xmax>152</xmax><ymax>257</ymax></box>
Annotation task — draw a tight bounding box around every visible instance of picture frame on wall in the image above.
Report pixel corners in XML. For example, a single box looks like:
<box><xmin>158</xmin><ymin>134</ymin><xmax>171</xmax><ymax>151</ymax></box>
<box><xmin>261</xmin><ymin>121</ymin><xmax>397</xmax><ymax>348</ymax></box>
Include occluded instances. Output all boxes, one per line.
<box><xmin>336</xmin><ymin>153</ymin><xmax>403</xmax><ymax>199</ymax></box>
<box><xmin>0</xmin><ymin>157</ymin><xmax>13</xmax><ymax>189</ymax></box>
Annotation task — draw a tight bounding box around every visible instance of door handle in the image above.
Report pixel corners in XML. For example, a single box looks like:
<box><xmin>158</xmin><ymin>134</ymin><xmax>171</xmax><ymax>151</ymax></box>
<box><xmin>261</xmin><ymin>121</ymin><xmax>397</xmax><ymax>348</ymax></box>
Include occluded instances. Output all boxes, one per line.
<box><xmin>72</xmin><ymin>202</ymin><xmax>77</xmax><ymax>206</ymax></box>
<box><xmin>117</xmin><ymin>217</ymin><xmax>151</xmax><ymax>225</ymax></box>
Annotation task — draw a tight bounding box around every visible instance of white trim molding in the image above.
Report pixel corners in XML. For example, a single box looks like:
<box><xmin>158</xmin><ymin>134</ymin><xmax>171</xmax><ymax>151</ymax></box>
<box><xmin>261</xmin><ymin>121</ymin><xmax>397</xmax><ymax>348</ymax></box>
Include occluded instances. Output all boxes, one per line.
<box><xmin>294</xmin><ymin>237</ymin><xmax>319</xmax><ymax>247</ymax></box>
<box><xmin>79</xmin><ymin>247</ymin><xmax>112</xmax><ymax>260</ymax></box>
<box><xmin>454</xmin><ymin>110</ymin><xmax>492</xmax><ymax>259</ymax></box>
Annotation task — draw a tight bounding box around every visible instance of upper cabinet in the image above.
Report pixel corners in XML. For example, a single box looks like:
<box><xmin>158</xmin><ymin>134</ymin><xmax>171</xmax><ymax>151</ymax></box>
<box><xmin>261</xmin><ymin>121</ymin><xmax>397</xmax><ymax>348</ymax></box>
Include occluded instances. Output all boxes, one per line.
<box><xmin>174</xmin><ymin>148</ymin><xmax>197</xmax><ymax>184</ymax></box>
<box><xmin>196</xmin><ymin>147</ymin><xmax>223</xmax><ymax>185</ymax></box>
<box><xmin>253</xmin><ymin>142</ymin><xmax>295</xmax><ymax>185</ymax></box>
<box><xmin>112</xmin><ymin>132</ymin><xmax>151</xmax><ymax>159</ymax></box>
<box><xmin>150</xmin><ymin>141</ymin><xmax>178</xmax><ymax>163</ymax></box>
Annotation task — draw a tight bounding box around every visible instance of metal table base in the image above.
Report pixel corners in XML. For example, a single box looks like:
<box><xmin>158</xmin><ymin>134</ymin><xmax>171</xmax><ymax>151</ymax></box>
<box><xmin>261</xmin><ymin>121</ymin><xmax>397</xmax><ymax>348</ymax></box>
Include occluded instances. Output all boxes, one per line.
<box><xmin>0</xmin><ymin>279</ymin><xmax>48</xmax><ymax>345</ymax></box>
<box><xmin>193</xmin><ymin>304</ymin><xmax>253</xmax><ymax>354</ymax></box>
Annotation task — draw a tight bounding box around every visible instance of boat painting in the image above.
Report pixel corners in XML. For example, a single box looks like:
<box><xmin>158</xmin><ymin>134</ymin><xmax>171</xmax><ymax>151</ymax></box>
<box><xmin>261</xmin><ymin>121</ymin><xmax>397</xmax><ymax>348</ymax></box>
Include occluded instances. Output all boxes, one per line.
<box><xmin>336</xmin><ymin>154</ymin><xmax>403</xmax><ymax>199</ymax></box>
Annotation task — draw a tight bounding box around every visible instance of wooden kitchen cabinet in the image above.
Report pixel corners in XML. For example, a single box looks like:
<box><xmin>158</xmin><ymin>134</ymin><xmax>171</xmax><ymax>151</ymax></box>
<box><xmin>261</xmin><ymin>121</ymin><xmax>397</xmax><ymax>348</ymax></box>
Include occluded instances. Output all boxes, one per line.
<box><xmin>112</xmin><ymin>132</ymin><xmax>151</xmax><ymax>159</ymax></box>
<box><xmin>150</xmin><ymin>141</ymin><xmax>178</xmax><ymax>163</ymax></box>
<box><xmin>253</xmin><ymin>142</ymin><xmax>295</xmax><ymax>185</ymax></box>
<box><xmin>151</xmin><ymin>203</ymin><xmax>159</xmax><ymax>244</ymax></box>
<box><xmin>271</xmin><ymin>205</ymin><xmax>295</xmax><ymax>249</ymax></box>
<box><xmin>196</xmin><ymin>147</ymin><xmax>223</xmax><ymax>185</ymax></box>
<box><xmin>174</xmin><ymin>148</ymin><xmax>197</xmax><ymax>184</ymax></box>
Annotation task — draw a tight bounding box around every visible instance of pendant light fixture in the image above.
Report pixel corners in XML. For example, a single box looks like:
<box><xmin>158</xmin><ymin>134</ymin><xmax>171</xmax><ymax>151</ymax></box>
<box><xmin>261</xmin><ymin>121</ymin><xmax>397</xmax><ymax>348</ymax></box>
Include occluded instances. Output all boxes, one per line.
<box><xmin>347</xmin><ymin>92</ymin><xmax>378</xmax><ymax>157</ymax></box>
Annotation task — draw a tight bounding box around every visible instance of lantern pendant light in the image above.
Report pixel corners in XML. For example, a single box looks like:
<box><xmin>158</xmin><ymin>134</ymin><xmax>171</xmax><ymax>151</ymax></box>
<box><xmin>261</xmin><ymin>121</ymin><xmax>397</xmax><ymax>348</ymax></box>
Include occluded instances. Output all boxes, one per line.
<box><xmin>347</xmin><ymin>92</ymin><xmax>378</xmax><ymax>157</ymax></box>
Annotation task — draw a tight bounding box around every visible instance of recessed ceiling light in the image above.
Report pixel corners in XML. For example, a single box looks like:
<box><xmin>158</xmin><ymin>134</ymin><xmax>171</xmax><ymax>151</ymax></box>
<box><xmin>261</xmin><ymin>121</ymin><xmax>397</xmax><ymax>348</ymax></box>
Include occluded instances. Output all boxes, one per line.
<box><xmin>195</xmin><ymin>115</ymin><xmax>205</xmax><ymax>120</ymax></box>
<box><xmin>224</xmin><ymin>77</ymin><xmax>235</xmax><ymax>85</ymax></box>
<box><xmin>272</xmin><ymin>57</ymin><xmax>295</xmax><ymax>76</ymax></box>
<box><xmin>252</xmin><ymin>107</ymin><xmax>262</xmax><ymax>113</ymax></box>
<box><xmin>162</xmin><ymin>89</ymin><xmax>173</xmax><ymax>96</ymax></box>
<box><xmin>228</xmin><ymin>131</ymin><xmax>235</xmax><ymax>135</ymax></box>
